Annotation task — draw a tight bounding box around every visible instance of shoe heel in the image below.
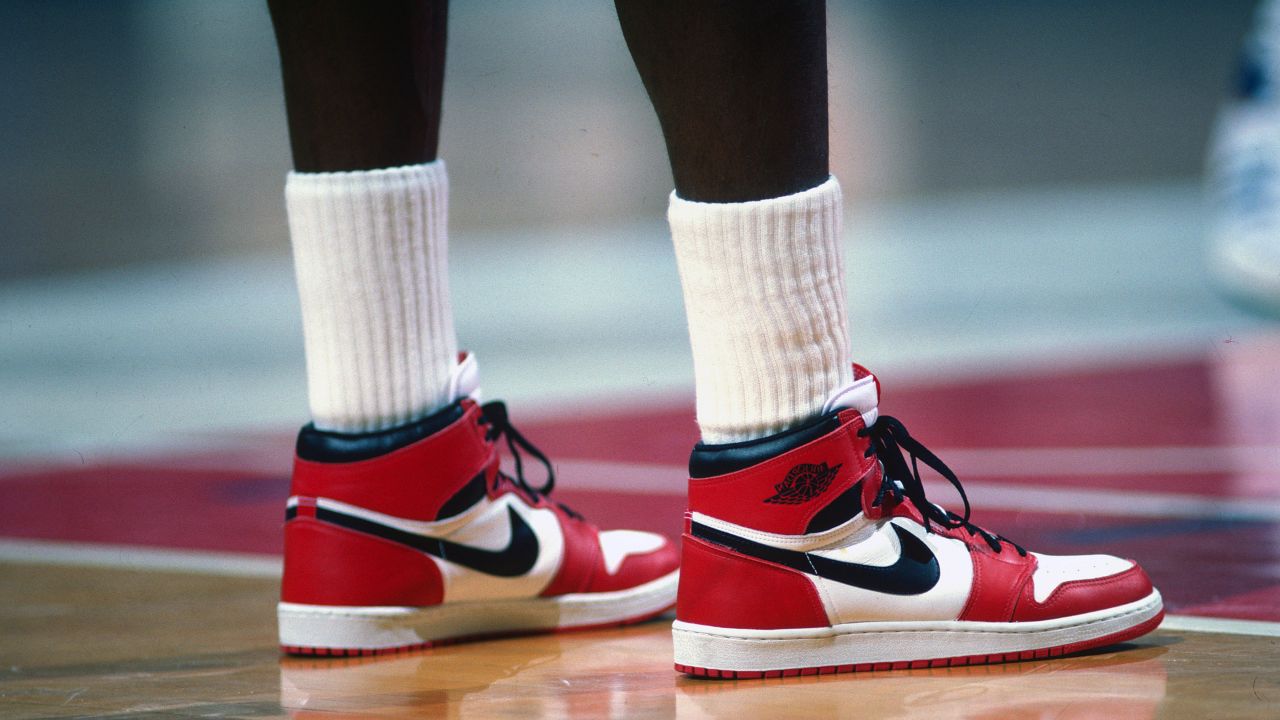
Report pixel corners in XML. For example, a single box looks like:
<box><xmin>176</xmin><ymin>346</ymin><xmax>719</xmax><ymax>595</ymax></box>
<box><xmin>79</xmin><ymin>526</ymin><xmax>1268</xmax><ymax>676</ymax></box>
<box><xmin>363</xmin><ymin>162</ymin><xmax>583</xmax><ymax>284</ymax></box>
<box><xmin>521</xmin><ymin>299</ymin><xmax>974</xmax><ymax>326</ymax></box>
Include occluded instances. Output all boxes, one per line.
<box><xmin>278</xmin><ymin>602</ymin><xmax>436</xmax><ymax>656</ymax></box>
<box><xmin>675</xmin><ymin>534</ymin><xmax>828</xmax><ymax>630</ymax></box>
<box><xmin>282</xmin><ymin>516</ymin><xmax>444</xmax><ymax>608</ymax></box>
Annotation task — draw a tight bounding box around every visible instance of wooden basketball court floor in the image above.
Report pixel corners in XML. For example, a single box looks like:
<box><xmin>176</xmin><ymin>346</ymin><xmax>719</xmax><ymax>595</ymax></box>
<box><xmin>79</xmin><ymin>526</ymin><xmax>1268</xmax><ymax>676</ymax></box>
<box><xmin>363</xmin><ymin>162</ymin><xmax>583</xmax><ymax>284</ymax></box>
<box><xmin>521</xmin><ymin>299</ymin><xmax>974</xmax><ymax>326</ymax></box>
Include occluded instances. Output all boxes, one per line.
<box><xmin>4</xmin><ymin>341</ymin><xmax>1280</xmax><ymax>718</ymax></box>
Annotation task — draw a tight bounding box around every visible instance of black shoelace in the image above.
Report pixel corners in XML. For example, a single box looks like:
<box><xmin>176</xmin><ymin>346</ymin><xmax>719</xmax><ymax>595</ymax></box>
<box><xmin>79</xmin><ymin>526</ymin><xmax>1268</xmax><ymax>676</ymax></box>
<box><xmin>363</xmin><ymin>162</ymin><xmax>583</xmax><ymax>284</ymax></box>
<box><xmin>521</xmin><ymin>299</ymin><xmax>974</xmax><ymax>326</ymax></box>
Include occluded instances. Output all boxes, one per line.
<box><xmin>858</xmin><ymin>415</ymin><xmax>1025</xmax><ymax>555</ymax></box>
<box><xmin>478</xmin><ymin>401</ymin><xmax>582</xmax><ymax>520</ymax></box>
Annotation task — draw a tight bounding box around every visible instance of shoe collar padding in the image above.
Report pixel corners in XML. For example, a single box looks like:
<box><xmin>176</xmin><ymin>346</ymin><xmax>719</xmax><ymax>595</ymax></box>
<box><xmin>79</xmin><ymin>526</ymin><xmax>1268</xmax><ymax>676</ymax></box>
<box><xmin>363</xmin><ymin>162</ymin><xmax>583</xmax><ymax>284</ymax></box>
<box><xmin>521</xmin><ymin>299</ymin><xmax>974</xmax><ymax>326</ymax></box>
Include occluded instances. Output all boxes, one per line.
<box><xmin>822</xmin><ymin>363</ymin><xmax>879</xmax><ymax>429</ymax></box>
<box><xmin>448</xmin><ymin>351</ymin><xmax>482</xmax><ymax>403</ymax></box>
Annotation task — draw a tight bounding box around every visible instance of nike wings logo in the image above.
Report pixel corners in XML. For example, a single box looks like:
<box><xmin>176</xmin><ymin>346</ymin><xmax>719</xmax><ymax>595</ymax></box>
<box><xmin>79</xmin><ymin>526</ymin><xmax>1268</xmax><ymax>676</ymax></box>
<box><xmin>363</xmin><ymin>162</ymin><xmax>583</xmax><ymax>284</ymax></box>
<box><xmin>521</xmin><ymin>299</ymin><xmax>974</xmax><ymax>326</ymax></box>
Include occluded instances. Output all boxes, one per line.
<box><xmin>691</xmin><ymin>521</ymin><xmax>940</xmax><ymax>596</ymax></box>
<box><xmin>764</xmin><ymin>462</ymin><xmax>843</xmax><ymax>504</ymax></box>
<box><xmin>298</xmin><ymin>503</ymin><xmax>541</xmax><ymax>578</ymax></box>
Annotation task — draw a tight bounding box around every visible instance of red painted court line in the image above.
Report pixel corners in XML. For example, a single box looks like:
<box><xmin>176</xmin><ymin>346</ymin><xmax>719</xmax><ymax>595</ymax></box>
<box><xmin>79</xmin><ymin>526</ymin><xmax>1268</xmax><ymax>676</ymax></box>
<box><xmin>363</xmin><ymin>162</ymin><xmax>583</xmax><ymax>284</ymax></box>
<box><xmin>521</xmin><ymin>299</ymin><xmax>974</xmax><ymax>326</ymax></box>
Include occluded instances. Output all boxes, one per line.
<box><xmin>0</xmin><ymin>460</ymin><xmax>1275</xmax><ymax>621</ymax></box>
<box><xmin>1174</xmin><ymin>584</ymin><xmax>1280</xmax><ymax>623</ymax></box>
<box><xmin>2</xmin><ymin>353</ymin><xmax>1277</xmax><ymax>623</ymax></box>
<box><xmin>522</xmin><ymin>357</ymin><xmax>1237</xmax><ymax>465</ymax></box>
<box><xmin>0</xmin><ymin>465</ymin><xmax>290</xmax><ymax>555</ymax></box>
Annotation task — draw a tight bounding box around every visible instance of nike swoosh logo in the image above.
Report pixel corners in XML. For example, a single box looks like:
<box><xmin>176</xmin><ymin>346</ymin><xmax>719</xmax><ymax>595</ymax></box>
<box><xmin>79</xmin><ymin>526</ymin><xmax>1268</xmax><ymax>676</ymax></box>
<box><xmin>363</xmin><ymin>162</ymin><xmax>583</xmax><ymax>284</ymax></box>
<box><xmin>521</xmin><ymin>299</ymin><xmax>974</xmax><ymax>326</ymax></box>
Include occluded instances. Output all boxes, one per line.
<box><xmin>691</xmin><ymin>521</ymin><xmax>940</xmax><ymax>596</ymax></box>
<box><xmin>310</xmin><ymin>504</ymin><xmax>540</xmax><ymax>578</ymax></box>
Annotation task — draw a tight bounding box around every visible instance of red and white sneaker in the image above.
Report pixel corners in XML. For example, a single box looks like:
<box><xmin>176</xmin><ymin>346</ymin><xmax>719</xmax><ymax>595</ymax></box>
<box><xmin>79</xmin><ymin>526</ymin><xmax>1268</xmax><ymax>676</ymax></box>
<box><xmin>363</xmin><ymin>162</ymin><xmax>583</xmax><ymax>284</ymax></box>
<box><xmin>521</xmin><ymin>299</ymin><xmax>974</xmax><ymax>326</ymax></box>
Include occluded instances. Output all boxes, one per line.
<box><xmin>673</xmin><ymin>365</ymin><xmax>1163</xmax><ymax>677</ymax></box>
<box><xmin>278</xmin><ymin>354</ymin><xmax>680</xmax><ymax>656</ymax></box>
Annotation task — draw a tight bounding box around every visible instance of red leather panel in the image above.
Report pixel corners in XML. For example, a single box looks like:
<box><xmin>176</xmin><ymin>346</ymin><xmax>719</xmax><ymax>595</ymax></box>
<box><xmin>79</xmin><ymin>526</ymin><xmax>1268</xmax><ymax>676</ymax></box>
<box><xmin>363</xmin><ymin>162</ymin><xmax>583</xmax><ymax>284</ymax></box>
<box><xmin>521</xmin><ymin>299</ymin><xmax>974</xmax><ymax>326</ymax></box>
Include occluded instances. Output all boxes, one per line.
<box><xmin>281</xmin><ymin>518</ymin><xmax>443</xmax><ymax>607</ymax></box>
<box><xmin>853</xmin><ymin>362</ymin><xmax>877</xmax><ymax>389</ymax></box>
<box><xmin>958</xmin><ymin>546</ymin><xmax>1036</xmax><ymax>622</ymax></box>
<box><xmin>687</xmin><ymin>410</ymin><xmax>874</xmax><ymax>535</ymax></box>
<box><xmin>290</xmin><ymin>401</ymin><xmax>493</xmax><ymax>521</ymax></box>
<box><xmin>539</xmin><ymin>512</ymin><xmax>603</xmax><ymax>597</ymax></box>
<box><xmin>1013</xmin><ymin>562</ymin><xmax>1153</xmax><ymax>622</ymax></box>
<box><xmin>586</xmin><ymin>536</ymin><xmax>680</xmax><ymax>594</ymax></box>
<box><xmin>676</xmin><ymin>535</ymin><xmax>827</xmax><ymax>630</ymax></box>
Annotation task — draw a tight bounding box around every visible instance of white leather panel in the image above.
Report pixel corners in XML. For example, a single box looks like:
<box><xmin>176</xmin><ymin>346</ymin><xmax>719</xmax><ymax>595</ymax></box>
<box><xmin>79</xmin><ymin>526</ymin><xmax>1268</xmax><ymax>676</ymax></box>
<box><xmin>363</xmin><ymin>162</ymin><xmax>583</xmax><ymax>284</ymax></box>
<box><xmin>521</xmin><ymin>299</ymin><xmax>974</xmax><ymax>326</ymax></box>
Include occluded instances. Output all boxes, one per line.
<box><xmin>813</xmin><ymin>520</ymin><xmax>973</xmax><ymax>624</ymax></box>
<box><xmin>1031</xmin><ymin>552</ymin><xmax>1133</xmax><ymax>603</ymax></box>
<box><xmin>598</xmin><ymin>530</ymin><xmax>666</xmax><ymax>575</ymax></box>
<box><xmin>434</xmin><ymin>495</ymin><xmax>564</xmax><ymax>602</ymax></box>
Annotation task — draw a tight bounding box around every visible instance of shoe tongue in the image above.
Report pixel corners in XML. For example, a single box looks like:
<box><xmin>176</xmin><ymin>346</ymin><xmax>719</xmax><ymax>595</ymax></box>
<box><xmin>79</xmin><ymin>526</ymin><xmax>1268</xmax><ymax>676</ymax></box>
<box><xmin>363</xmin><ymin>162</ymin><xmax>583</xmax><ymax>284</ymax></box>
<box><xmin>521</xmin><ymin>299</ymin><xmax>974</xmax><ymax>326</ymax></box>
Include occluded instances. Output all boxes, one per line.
<box><xmin>447</xmin><ymin>352</ymin><xmax>482</xmax><ymax>402</ymax></box>
<box><xmin>822</xmin><ymin>363</ymin><xmax>879</xmax><ymax>428</ymax></box>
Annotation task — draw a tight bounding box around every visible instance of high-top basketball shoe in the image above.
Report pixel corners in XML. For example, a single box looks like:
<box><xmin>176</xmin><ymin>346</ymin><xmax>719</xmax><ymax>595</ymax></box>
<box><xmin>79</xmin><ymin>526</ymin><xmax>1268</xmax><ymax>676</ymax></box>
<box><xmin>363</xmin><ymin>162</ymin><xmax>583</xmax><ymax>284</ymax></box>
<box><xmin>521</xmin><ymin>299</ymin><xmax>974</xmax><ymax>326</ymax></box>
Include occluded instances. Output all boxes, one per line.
<box><xmin>278</xmin><ymin>354</ymin><xmax>680</xmax><ymax>656</ymax></box>
<box><xmin>673</xmin><ymin>365</ymin><xmax>1163</xmax><ymax>677</ymax></box>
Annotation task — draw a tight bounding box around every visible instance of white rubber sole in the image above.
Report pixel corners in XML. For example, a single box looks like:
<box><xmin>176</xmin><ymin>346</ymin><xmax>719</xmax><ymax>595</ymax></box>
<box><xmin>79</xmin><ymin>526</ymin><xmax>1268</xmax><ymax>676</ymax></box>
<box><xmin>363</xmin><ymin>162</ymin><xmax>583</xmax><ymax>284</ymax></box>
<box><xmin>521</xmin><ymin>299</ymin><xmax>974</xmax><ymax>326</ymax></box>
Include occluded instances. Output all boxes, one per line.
<box><xmin>279</xmin><ymin>569</ymin><xmax>678</xmax><ymax>655</ymax></box>
<box><xmin>672</xmin><ymin>589</ymin><xmax>1163</xmax><ymax>675</ymax></box>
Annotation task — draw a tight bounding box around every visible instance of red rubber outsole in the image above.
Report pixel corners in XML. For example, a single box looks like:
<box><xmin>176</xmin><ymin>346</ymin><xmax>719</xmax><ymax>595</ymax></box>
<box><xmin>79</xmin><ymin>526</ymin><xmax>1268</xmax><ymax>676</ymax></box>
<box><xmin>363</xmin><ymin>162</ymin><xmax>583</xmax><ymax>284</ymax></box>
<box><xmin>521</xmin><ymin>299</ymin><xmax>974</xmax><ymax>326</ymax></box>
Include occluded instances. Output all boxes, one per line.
<box><xmin>279</xmin><ymin>602</ymin><xmax>676</xmax><ymax>658</ymax></box>
<box><xmin>674</xmin><ymin>610</ymin><xmax>1164</xmax><ymax>679</ymax></box>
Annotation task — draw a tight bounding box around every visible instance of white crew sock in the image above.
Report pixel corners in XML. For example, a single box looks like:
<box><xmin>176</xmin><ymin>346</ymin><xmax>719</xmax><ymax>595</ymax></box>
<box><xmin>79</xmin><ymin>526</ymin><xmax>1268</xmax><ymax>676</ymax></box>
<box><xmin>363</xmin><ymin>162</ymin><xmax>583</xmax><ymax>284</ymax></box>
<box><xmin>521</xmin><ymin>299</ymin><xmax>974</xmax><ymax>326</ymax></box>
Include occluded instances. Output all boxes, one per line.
<box><xmin>668</xmin><ymin>176</ymin><xmax>853</xmax><ymax>444</ymax></box>
<box><xmin>286</xmin><ymin>160</ymin><xmax>457</xmax><ymax>433</ymax></box>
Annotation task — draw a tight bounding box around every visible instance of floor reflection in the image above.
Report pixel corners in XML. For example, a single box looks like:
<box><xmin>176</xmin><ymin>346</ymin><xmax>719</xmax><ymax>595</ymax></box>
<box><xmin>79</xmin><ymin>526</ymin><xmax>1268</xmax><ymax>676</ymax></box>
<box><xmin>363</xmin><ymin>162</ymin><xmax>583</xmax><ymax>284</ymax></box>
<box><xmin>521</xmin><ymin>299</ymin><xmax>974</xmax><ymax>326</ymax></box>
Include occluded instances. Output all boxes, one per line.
<box><xmin>280</xmin><ymin>645</ymin><xmax>559</xmax><ymax>718</ymax></box>
<box><xmin>279</xmin><ymin>623</ymin><xmax>678</xmax><ymax>719</ymax></box>
<box><xmin>278</xmin><ymin>622</ymin><xmax>1169</xmax><ymax>720</ymax></box>
<box><xmin>674</xmin><ymin>644</ymin><xmax>1170</xmax><ymax>720</ymax></box>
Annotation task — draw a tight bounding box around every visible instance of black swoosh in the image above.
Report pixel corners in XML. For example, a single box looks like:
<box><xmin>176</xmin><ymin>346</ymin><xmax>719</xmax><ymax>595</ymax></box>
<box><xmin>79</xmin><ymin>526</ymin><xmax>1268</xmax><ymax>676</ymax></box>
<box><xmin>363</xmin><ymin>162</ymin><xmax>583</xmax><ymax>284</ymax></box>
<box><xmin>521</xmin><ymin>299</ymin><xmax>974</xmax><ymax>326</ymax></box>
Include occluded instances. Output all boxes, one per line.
<box><xmin>691</xmin><ymin>521</ymin><xmax>940</xmax><ymax>596</ymax></box>
<box><xmin>313</xmin><ymin>505</ymin><xmax>540</xmax><ymax>577</ymax></box>
<box><xmin>435</xmin><ymin>471</ymin><xmax>489</xmax><ymax>520</ymax></box>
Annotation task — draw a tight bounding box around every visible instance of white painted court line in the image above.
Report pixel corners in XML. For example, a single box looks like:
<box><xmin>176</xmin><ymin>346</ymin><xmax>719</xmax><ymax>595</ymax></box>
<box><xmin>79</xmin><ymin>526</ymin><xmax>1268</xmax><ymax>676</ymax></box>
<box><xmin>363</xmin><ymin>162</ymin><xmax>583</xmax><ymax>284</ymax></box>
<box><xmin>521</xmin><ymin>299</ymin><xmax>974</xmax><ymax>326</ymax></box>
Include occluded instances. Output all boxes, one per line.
<box><xmin>959</xmin><ymin>483</ymin><xmax>1280</xmax><ymax>523</ymax></box>
<box><xmin>1160</xmin><ymin>615</ymin><xmax>1280</xmax><ymax>638</ymax></box>
<box><xmin>962</xmin><ymin>481</ymin><xmax>1280</xmax><ymax>520</ymax></box>
<box><xmin>557</xmin><ymin>445</ymin><xmax>1280</xmax><ymax>481</ymax></box>
<box><xmin>935</xmin><ymin>445</ymin><xmax>1280</xmax><ymax>477</ymax></box>
<box><xmin>4</xmin><ymin>442</ymin><xmax>1279</xmax><ymax>481</ymax></box>
<box><xmin>556</xmin><ymin>460</ymin><xmax>1280</xmax><ymax>523</ymax></box>
<box><xmin>3</xmin><ymin>539</ymin><xmax>1278</xmax><ymax>639</ymax></box>
<box><xmin>0</xmin><ymin>538</ymin><xmax>281</xmax><ymax>578</ymax></box>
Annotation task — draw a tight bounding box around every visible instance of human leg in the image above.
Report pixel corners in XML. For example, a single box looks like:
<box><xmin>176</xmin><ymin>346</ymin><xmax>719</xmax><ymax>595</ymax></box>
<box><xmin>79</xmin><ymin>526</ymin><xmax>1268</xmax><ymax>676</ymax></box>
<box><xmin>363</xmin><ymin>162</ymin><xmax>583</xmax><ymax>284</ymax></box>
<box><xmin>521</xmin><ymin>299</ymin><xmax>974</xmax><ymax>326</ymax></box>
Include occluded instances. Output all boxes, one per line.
<box><xmin>271</xmin><ymin>0</ymin><xmax>455</xmax><ymax>432</ymax></box>
<box><xmin>617</xmin><ymin>0</ymin><xmax>1162</xmax><ymax>676</ymax></box>
<box><xmin>615</xmin><ymin>0</ymin><xmax>828</xmax><ymax>202</ymax></box>
<box><xmin>269</xmin><ymin>0</ymin><xmax>445</xmax><ymax>172</ymax></box>
<box><xmin>617</xmin><ymin>0</ymin><xmax>851</xmax><ymax>445</ymax></box>
<box><xmin>270</xmin><ymin>1</ymin><xmax>677</xmax><ymax>655</ymax></box>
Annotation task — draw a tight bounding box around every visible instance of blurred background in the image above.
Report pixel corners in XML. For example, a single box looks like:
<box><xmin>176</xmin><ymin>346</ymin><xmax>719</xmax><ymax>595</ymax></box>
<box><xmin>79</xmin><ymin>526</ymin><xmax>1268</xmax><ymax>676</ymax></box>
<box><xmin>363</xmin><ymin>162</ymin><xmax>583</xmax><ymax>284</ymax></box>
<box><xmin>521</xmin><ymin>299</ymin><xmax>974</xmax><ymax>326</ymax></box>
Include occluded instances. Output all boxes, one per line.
<box><xmin>0</xmin><ymin>0</ymin><xmax>1258</xmax><ymax>272</ymax></box>
<box><xmin>6</xmin><ymin>9</ymin><xmax>1280</xmax><ymax>703</ymax></box>
<box><xmin>1</xmin><ymin>0</ymin><xmax>1274</xmax><ymax>459</ymax></box>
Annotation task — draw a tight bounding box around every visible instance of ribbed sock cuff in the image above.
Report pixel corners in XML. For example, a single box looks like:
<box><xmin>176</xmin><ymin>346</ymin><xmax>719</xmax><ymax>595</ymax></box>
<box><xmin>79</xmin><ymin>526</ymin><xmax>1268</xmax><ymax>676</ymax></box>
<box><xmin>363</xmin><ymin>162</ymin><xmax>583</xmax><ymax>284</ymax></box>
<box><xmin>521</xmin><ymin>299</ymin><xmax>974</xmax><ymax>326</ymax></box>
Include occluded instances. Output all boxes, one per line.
<box><xmin>669</xmin><ymin>176</ymin><xmax>853</xmax><ymax>443</ymax></box>
<box><xmin>286</xmin><ymin>161</ymin><xmax>457</xmax><ymax>433</ymax></box>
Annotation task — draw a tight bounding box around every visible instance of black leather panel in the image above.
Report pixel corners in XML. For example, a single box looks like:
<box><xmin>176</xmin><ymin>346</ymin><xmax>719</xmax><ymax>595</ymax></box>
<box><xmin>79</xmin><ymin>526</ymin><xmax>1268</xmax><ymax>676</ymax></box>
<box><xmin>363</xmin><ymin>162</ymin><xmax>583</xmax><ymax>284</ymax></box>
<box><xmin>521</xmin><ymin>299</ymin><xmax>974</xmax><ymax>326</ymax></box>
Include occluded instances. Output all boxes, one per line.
<box><xmin>295</xmin><ymin>401</ymin><xmax>467</xmax><ymax>463</ymax></box>
<box><xmin>688</xmin><ymin>411</ymin><xmax>843</xmax><ymax>478</ymax></box>
<box><xmin>436</xmin><ymin>471</ymin><xmax>489</xmax><ymax>519</ymax></box>
<box><xmin>804</xmin><ymin>480</ymin><xmax>863</xmax><ymax>534</ymax></box>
